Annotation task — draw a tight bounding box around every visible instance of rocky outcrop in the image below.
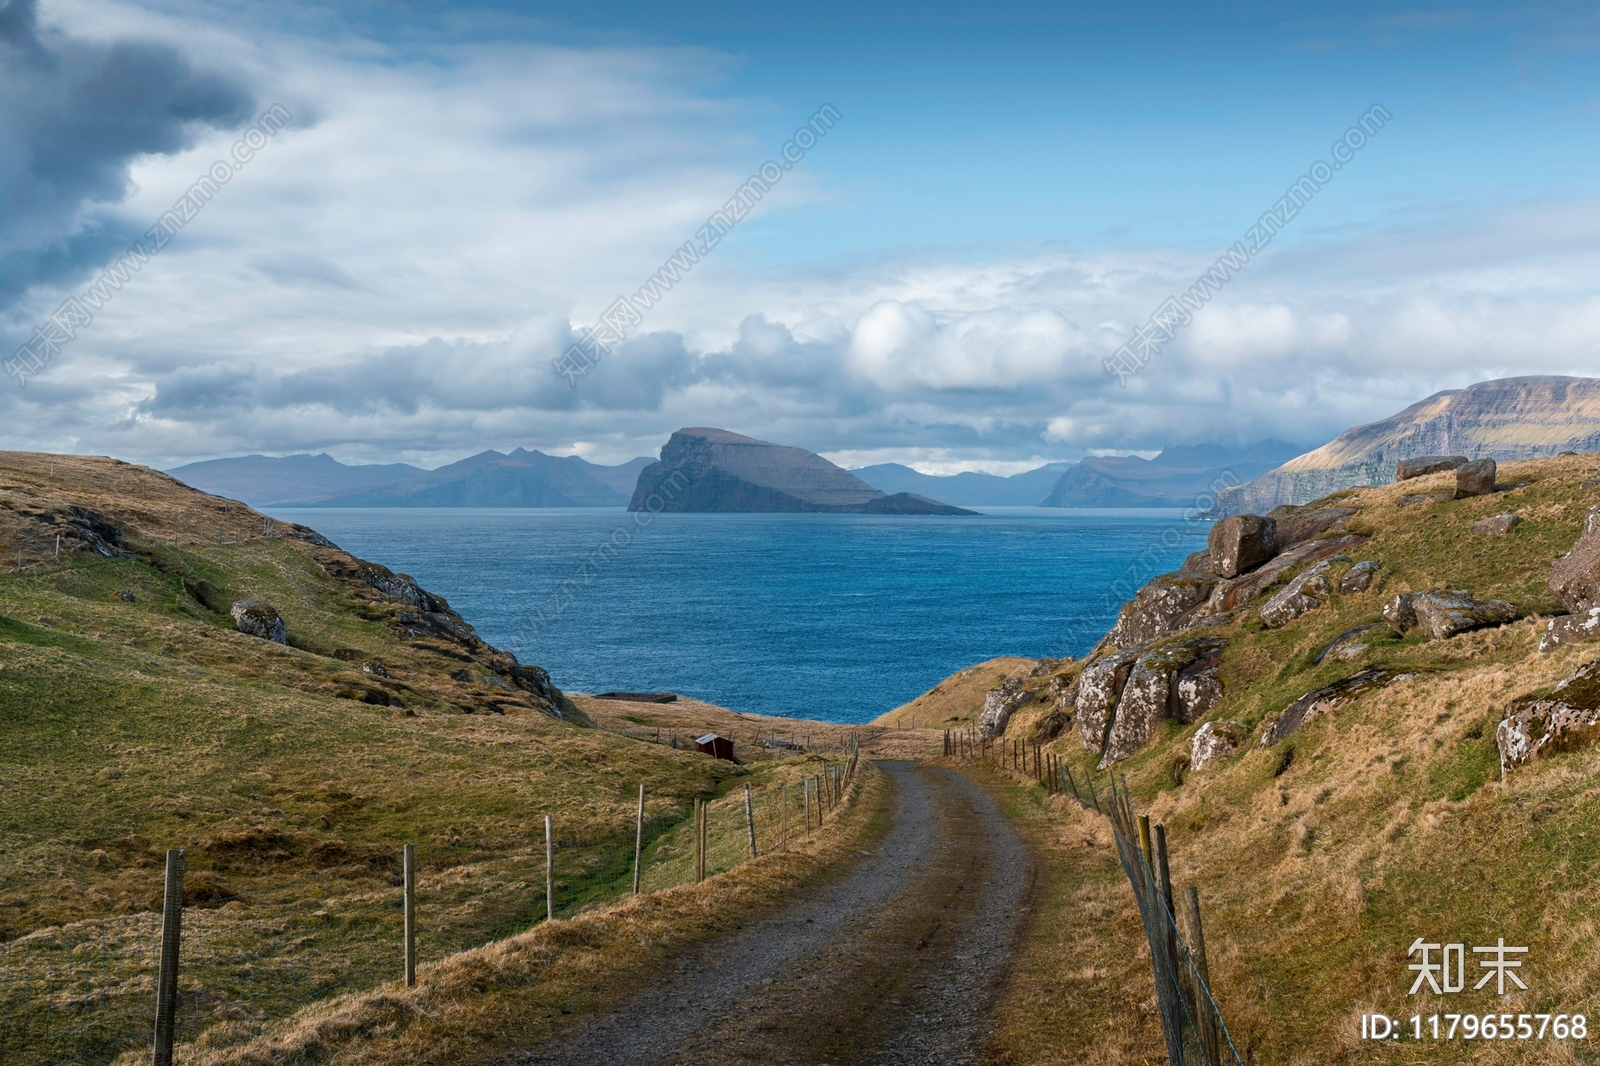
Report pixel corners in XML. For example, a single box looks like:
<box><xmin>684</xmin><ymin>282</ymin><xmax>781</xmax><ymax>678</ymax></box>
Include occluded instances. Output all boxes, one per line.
<box><xmin>1384</xmin><ymin>589</ymin><xmax>1516</xmax><ymax>640</ymax></box>
<box><xmin>1198</xmin><ymin>534</ymin><xmax>1367</xmax><ymax>617</ymax></box>
<box><xmin>1498</xmin><ymin>659</ymin><xmax>1600</xmax><ymax>775</ymax></box>
<box><xmin>1410</xmin><ymin>590</ymin><xmax>1517</xmax><ymax>640</ymax></box>
<box><xmin>1213</xmin><ymin>376</ymin><xmax>1600</xmax><ymax>514</ymax></box>
<box><xmin>1454</xmin><ymin>458</ymin><xmax>1497</xmax><ymax>498</ymax></box>
<box><xmin>1340</xmin><ymin>560</ymin><xmax>1380</xmax><ymax>593</ymax></box>
<box><xmin>1260</xmin><ymin>666</ymin><xmax>1399</xmax><ymax>745</ymax></box>
<box><xmin>1539</xmin><ymin>608</ymin><xmax>1600</xmax><ymax>653</ymax></box>
<box><xmin>1258</xmin><ymin>559</ymin><xmax>1340</xmax><ymax>629</ymax></box>
<box><xmin>1207</xmin><ymin>514</ymin><xmax>1278</xmax><ymax>577</ymax></box>
<box><xmin>628</xmin><ymin>428</ymin><xmax>975</xmax><ymax>514</ymax></box>
<box><xmin>1470</xmin><ymin>514</ymin><xmax>1522</xmax><ymax>536</ymax></box>
<box><xmin>1098</xmin><ymin>638</ymin><xmax>1227</xmax><ymax>766</ymax></box>
<box><xmin>1076</xmin><ymin>647</ymin><xmax>1143</xmax><ymax>753</ymax></box>
<box><xmin>357</xmin><ymin>562</ymin><xmax>449</xmax><ymax>614</ymax></box>
<box><xmin>978</xmin><ymin>678</ymin><xmax>1034</xmax><ymax>739</ymax></box>
<box><xmin>231</xmin><ymin>600</ymin><xmax>287</xmax><ymax>644</ymax></box>
<box><xmin>1102</xmin><ymin>570</ymin><xmax>1217</xmax><ymax>650</ymax></box>
<box><xmin>1189</xmin><ymin>720</ymin><xmax>1246</xmax><ymax>771</ymax></box>
<box><xmin>1549</xmin><ymin>506</ymin><xmax>1600</xmax><ymax>612</ymax></box>
<box><xmin>1383</xmin><ymin>592</ymin><xmax>1417</xmax><ymax>634</ymax></box>
<box><xmin>1268</xmin><ymin>505</ymin><xmax>1355</xmax><ymax>547</ymax></box>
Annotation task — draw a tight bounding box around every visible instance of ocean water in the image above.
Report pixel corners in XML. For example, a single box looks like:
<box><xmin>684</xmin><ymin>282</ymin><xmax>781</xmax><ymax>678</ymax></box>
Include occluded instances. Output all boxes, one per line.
<box><xmin>269</xmin><ymin>507</ymin><xmax>1209</xmax><ymax>723</ymax></box>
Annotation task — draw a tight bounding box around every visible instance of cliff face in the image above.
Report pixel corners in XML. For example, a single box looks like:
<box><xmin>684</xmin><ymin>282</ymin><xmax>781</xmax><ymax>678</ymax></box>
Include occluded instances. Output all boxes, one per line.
<box><xmin>1214</xmin><ymin>376</ymin><xmax>1600</xmax><ymax>514</ymax></box>
<box><xmin>628</xmin><ymin>428</ymin><xmax>976</xmax><ymax>514</ymax></box>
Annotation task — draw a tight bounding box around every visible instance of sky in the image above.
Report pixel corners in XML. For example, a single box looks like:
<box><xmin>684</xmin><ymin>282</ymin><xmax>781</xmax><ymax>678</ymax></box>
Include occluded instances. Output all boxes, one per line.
<box><xmin>2</xmin><ymin>0</ymin><xmax>1599</xmax><ymax>472</ymax></box>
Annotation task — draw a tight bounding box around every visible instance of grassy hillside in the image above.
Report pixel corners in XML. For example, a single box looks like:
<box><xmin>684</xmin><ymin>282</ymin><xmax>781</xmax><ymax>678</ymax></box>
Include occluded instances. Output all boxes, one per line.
<box><xmin>0</xmin><ymin>452</ymin><xmax>853</xmax><ymax>1066</ymax></box>
<box><xmin>973</xmin><ymin>454</ymin><xmax>1600</xmax><ymax>1063</ymax></box>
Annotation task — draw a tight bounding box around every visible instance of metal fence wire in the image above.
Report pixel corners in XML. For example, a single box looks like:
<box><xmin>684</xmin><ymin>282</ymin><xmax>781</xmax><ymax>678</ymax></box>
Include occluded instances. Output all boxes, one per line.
<box><xmin>2</xmin><ymin>752</ymin><xmax>864</xmax><ymax>1066</ymax></box>
<box><xmin>1107</xmin><ymin>777</ymin><xmax>1245</xmax><ymax>1066</ymax></box>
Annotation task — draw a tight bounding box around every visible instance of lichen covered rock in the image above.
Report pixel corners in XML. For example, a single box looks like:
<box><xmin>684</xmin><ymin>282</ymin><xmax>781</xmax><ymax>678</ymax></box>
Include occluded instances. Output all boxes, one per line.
<box><xmin>1540</xmin><ymin>607</ymin><xmax>1600</xmax><ymax>653</ymax></box>
<box><xmin>1340</xmin><ymin>560</ymin><xmax>1380</xmax><ymax>593</ymax></box>
<box><xmin>230</xmin><ymin>600</ymin><xmax>286</xmax><ymax>644</ymax></box>
<box><xmin>1258</xmin><ymin>561</ymin><xmax>1338</xmax><ymax>629</ymax></box>
<box><xmin>1470</xmin><ymin>514</ymin><xmax>1523</xmax><ymax>536</ymax></box>
<box><xmin>1498</xmin><ymin>659</ymin><xmax>1600</xmax><ymax>775</ymax></box>
<box><xmin>1103</xmin><ymin>570</ymin><xmax>1217</xmax><ymax>649</ymax></box>
<box><xmin>1189</xmin><ymin>720</ymin><xmax>1246</xmax><ymax>771</ymax></box>
<box><xmin>1076</xmin><ymin>646</ymin><xmax>1143</xmax><ymax>753</ymax></box>
<box><xmin>978</xmin><ymin>678</ymin><xmax>1035</xmax><ymax>739</ymax></box>
<box><xmin>1410</xmin><ymin>589</ymin><xmax>1516</xmax><ymax>641</ymax></box>
<box><xmin>1099</xmin><ymin>637</ymin><xmax>1227</xmax><ymax>766</ymax></box>
<box><xmin>1260</xmin><ymin>666</ymin><xmax>1399</xmax><ymax>746</ymax></box>
<box><xmin>1549</xmin><ymin>505</ymin><xmax>1600</xmax><ymax>613</ymax></box>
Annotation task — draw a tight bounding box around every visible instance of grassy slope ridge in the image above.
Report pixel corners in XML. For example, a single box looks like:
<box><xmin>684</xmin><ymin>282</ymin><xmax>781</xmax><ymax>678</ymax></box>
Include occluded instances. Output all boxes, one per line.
<box><xmin>0</xmin><ymin>451</ymin><xmax>869</xmax><ymax>1066</ymax></box>
<box><xmin>972</xmin><ymin>454</ymin><xmax>1600</xmax><ymax>1063</ymax></box>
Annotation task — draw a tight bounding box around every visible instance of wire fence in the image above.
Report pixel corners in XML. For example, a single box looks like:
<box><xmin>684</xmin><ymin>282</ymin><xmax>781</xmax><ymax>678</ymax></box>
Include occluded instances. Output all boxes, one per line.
<box><xmin>2</xmin><ymin>751</ymin><xmax>863</xmax><ymax>1066</ymax></box>
<box><xmin>946</xmin><ymin>726</ymin><xmax>1240</xmax><ymax>1066</ymax></box>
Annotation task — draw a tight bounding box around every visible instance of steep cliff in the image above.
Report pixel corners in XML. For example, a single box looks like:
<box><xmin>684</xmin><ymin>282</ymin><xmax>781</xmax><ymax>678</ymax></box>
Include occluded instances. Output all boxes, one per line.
<box><xmin>1214</xmin><ymin>376</ymin><xmax>1600</xmax><ymax>514</ymax></box>
<box><xmin>628</xmin><ymin>428</ymin><xmax>976</xmax><ymax>514</ymax></box>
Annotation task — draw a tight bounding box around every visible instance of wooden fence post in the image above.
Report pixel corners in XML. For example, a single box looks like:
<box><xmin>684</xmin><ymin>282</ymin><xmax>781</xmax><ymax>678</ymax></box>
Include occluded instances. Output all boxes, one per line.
<box><xmin>151</xmin><ymin>848</ymin><xmax>184</xmax><ymax>1066</ymax></box>
<box><xmin>780</xmin><ymin>784</ymin><xmax>788</xmax><ymax>852</ymax></box>
<box><xmin>402</xmin><ymin>844</ymin><xmax>416</xmax><ymax>987</ymax></box>
<box><xmin>1184</xmin><ymin>885</ymin><xmax>1222</xmax><ymax>1066</ymax></box>
<box><xmin>544</xmin><ymin>814</ymin><xmax>555</xmax><ymax>922</ymax></box>
<box><xmin>695</xmin><ymin>800</ymin><xmax>706</xmax><ymax>882</ymax></box>
<box><xmin>744</xmin><ymin>784</ymin><xmax>758</xmax><ymax>860</ymax></box>
<box><xmin>804</xmin><ymin>779</ymin><xmax>812</xmax><ymax>838</ymax></box>
<box><xmin>632</xmin><ymin>783</ymin><xmax>646</xmax><ymax>896</ymax></box>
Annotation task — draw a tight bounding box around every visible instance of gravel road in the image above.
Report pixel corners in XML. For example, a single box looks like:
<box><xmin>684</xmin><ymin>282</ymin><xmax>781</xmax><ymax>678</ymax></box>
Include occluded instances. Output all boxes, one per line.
<box><xmin>513</xmin><ymin>761</ymin><xmax>1034</xmax><ymax>1066</ymax></box>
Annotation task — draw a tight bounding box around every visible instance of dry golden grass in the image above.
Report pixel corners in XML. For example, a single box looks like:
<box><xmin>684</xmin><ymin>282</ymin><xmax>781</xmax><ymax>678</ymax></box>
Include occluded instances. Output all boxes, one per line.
<box><xmin>962</xmin><ymin>453</ymin><xmax>1600</xmax><ymax>1064</ymax></box>
<box><xmin>132</xmin><ymin>761</ymin><xmax>888</xmax><ymax>1066</ymax></box>
<box><xmin>872</xmin><ymin>655</ymin><xmax>1042</xmax><ymax>729</ymax></box>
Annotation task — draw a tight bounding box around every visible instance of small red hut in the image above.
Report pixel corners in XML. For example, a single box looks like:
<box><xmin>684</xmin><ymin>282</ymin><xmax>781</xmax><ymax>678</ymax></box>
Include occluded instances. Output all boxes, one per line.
<box><xmin>694</xmin><ymin>733</ymin><xmax>734</xmax><ymax>761</ymax></box>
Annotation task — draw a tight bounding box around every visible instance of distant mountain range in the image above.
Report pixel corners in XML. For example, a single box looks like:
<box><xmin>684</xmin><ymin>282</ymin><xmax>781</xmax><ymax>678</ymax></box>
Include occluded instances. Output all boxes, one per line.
<box><xmin>1037</xmin><ymin>442</ymin><xmax>1302</xmax><ymax>508</ymax></box>
<box><xmin>169</xmin><ymin>450</ymin><xmax>654</xmax><ymax>508</ymax></box>
<box><xmin>849</xmin><ymin>462</ymin><xmax>1074</xmax><ymax>507</ymax></box>
<box><xmin>629</xmin><ymin>428</ymin><xmax>976</xmax><ymax>514</ymax></box>
<box><xmin>1213</xmin><ymin>376</ymin><xmax>1600</xmax><ymax>514</ymax></box>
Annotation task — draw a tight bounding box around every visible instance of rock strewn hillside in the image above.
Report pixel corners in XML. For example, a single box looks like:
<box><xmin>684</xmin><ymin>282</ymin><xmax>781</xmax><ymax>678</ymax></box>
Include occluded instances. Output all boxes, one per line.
<box><xmin>629</xmin><ymin>428</ymin><xmax>976</xmax><ymax>515</ymax></box>
<box><xmin>1214</xmin><ymin>376</ymin><xmax>1600</xmax><ymax>514</ymax></box>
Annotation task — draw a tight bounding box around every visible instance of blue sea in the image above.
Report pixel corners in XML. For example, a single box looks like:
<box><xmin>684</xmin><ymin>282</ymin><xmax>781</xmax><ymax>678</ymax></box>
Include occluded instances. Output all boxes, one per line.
<box><xmin>268</xmin><ymin>507</ymin><xmax>1209</xmax><ymax>723</ymax></box>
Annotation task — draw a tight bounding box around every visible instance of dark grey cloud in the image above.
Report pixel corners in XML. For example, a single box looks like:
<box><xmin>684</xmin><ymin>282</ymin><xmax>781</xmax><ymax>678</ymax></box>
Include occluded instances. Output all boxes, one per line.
<box><xmin>0</xmin><ymin>0</ymin><xmax>256</xmax><ymax>304</ymax></box>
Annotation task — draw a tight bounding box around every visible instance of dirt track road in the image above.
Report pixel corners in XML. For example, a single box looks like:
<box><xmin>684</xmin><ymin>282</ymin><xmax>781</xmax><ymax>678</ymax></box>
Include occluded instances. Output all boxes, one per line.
<box><xmin>514</xmin><ymin>762</ymin><xmax>1034</xmax><ymax>1066</ymax></box>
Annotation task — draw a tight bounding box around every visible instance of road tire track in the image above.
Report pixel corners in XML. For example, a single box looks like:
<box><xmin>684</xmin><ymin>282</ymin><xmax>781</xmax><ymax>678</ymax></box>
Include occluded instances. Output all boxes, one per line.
<box><xmin>512</xmin><ymin>761</ymin><xmax>1033</xmax><ymax>1066</ymax></box>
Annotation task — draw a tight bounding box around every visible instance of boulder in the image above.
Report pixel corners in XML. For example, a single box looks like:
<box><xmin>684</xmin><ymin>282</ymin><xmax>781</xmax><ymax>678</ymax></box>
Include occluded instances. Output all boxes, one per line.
<box><xmin>1470</xmin><ymin>514</ymin><xmax>1523</xmax><ymax>536</ymax></box>
<box><xmin>1539</xmin><ymin>607</ymin><xmax>1600</xmax><ymax>653</ymax></box>
<box><xmin>1454</xmin><ymin>458</ymin><xmax>1496</xmax><ymax>499</ymax></box>
<box><xmin>1410</xmin><ymin>589</ymin><xmax>1517</xmax><ymax>641</ymax></box>
<box><xmin>230</xmin><ymin>600</ymin><xmax>287</xmax><ymax>644</ymax></box>
<box><xmin>1189</xmin><ymin>720</ymin><xmax>1247</xmax><ymax>772</ymax></box>
<box><xmin>1103</xmin><ymin>570</ymin><xmax>1217</xmax><ymax>649</ymax></box>
<box><xmin>978</xmin><ymin>678</ymin><xmax>1035</xmax><ymax>739</ymax></box>
<box><xmin>1340</xmin><ymin>560</ymin><xmax>1380</xmax><ymax>593</ymax></box>
<box><xmin>1207</xmin><ymin>514</ymin><xmax>1278</xmax><ymax>578</ymax></box>
<box><xmin>1498</xmin><ymin>659</ymin><xmax>1600</xmax><ymax>775</ymax></box>
<box><xmin>1259</xmin><ymin>561</ymin><xmax>1337</xmax><ymax>629</ymax></box>
<box><xmin>1181</xmin><ymin>548</ymin><xmax>1214</xmax><ymax>574</ymax></box>
<box><xmin>1395</xmin><ymin>455</ymin><xmax>1468</xmax><ymax>481</ymax></box>
<box><xmin>362</xmin><ymin>659</ymin><xmax>389</xmax><ymax>677</ymax></box>
<box><xmin>1383</xmin><ymin>592</ymin><xmax>1418</xmax><ymax>634</ymax></box>
<box><xmin>1196</xmin><ymin>534</ymin><xmax>1368</xmax><ymax>618</ymax></box>
<box><xmin>1267</xmin><ymin>505</ymin><xmax>1356</xmax><ymax>548</ymax></box>
<box><xmin>1099</xmin><ymin>638</ymin><xmax>1227</xmax><ymax>766</ymax></box>
<box><xmin>1549</xmin><ymin>505</ymin><xmax>1600</xmax><ymax>612</ymax></box>
<box><xmin>1260</xmin><ymin>666</ymin><xmax>1398</xmax><ymax>746</ymax></box>
<box><xmin>1076</xmin><ymin>646</ymin><xmax>1143</xmax><ymax>753</ymax></box>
